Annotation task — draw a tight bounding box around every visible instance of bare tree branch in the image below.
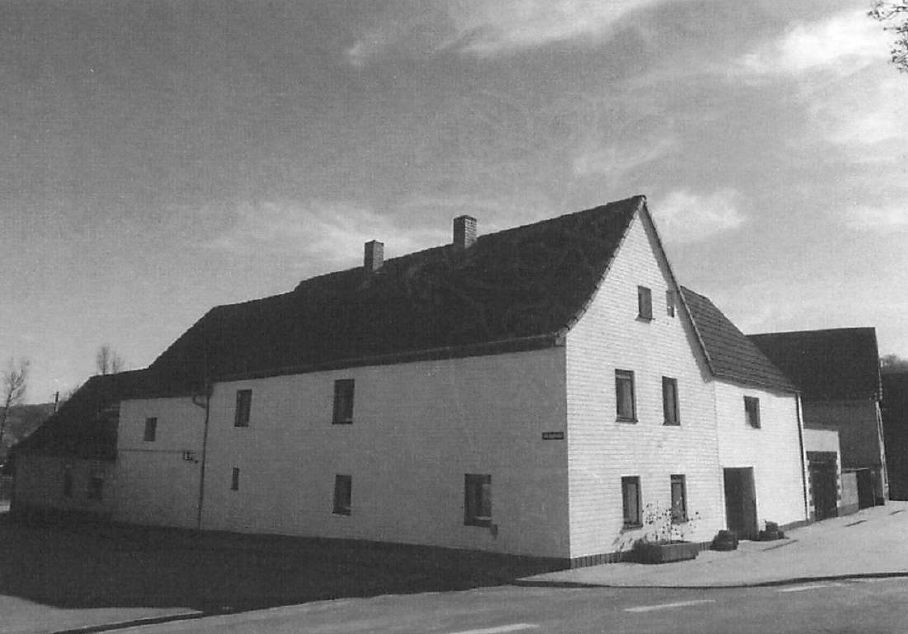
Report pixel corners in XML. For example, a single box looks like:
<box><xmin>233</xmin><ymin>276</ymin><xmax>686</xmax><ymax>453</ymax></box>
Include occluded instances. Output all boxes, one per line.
<box><xmin>870</xmin><ymin>1</ymin><xmax>908</xmax><ymax>72</ymax></box>
<box><xmin>0</xmin><ymin>358</ymin><xmax>30</xmax><ymax>456</ymax></box>
<box><xmin>96</xmin><ymin>344</ymin><xmax>126</xmax><ymax>375</ymax></box>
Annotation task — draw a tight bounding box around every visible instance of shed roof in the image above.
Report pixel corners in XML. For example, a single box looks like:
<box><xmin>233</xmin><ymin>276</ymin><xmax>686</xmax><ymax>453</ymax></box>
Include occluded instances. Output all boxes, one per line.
<box><xmin>748</xmin><ymin>328</ymin><xmax>881</xmax><ymax>401</ymax></box>
<box><xmin>681</xmin><ymin>287</ymin><xmax>796</xmax><ymax>392</ymax></box>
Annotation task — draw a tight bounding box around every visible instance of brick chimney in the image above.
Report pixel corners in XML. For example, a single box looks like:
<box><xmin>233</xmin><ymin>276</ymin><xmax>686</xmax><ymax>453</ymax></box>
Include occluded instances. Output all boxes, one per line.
<box><xmin>453</xmin><ymin>215</ymin><xmax>477</xmax><ymax>249</ymax></box>
<box><xmin>363</xmin><ymin>240</ymin><xmax>384</xmax><ymax>273</ymax></box>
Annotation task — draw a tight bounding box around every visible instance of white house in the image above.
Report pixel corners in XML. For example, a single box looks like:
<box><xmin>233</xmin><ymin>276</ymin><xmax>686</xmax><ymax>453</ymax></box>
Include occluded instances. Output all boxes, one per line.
<box><xmin>14</xmin><ymin>195</ymin><xmax>809</xmax><ymax>565</ymax></box>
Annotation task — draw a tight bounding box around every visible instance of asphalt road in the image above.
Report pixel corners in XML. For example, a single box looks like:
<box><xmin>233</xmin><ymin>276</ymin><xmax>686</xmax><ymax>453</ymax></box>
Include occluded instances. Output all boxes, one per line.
<box><xmin>115</xmin><ymin>577</ymin><xmax>908</xmax><ymax>634</ymax></box>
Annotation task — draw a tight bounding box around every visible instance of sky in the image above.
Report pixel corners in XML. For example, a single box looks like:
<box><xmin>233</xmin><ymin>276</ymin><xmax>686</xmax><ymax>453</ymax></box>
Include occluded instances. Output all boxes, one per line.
<box><xmin>2</xmin><ymin>0</ymin><xmax>907</xmax><ymax>404</ymax></box>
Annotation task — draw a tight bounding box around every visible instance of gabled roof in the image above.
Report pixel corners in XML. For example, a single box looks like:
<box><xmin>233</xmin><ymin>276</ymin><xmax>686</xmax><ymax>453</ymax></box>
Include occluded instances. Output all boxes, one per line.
<box><xmin>12</xmin><ymin>370</ymin><xmax>152</xmax><ymax>459</ymax></box>
<box><xmin>748</xmin><ymin>328</ymin><xmax>881</xmax><ymax>401</ymax></box>
<box><xmin>681</xmin><ymin>287</ymin><xmax>797</xmax><ymax>392</ymax></box>
<box><xmin>147</xmin><ymin>196</ymin><xmax>644</xmax><ymax>390</ymax></box>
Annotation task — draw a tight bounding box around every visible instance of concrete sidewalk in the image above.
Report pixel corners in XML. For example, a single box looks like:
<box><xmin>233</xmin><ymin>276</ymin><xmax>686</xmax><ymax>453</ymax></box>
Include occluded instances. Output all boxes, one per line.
<box><xmin>522</xmin><ymin>501</ymin><xmax>908</xmax><ymax>588</ymax></box>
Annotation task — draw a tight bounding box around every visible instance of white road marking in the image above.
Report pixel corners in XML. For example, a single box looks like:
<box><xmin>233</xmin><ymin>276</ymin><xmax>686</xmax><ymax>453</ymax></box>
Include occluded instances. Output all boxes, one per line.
<box><xmin>777</xmin><ymin>583</ymin><xmax>842</xmax><ymax>593</ymax></box>
<box><xmin>625</xmin><ymin>599</ymin><xmax>716</xmax><ymax>613</ymax></box>
<box><xmin>447</xmin><ymin>625</ymin><xmax>540</xmax><ymax>634</ymax></box>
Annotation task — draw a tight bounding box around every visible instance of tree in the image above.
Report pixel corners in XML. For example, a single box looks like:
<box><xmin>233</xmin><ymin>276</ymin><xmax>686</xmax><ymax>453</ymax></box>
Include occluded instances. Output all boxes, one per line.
<box><xmin>881</xmin><ymin>353</ymin><xmax>908</xmax><ymax>374</ymax></box>
<box><xmin>869</xmin><ymin>1</ymin><xmax>908</xmax><ymax>72</ymax></box>
<box><xmin>0</xmin><ymin>358</ymin><xmax>29</xmax><ymax>457</ymax></box>
<box><xmin>95</xmin><ymin>344</ymin><xmax>126</xmax><ymax>375</ymax></box>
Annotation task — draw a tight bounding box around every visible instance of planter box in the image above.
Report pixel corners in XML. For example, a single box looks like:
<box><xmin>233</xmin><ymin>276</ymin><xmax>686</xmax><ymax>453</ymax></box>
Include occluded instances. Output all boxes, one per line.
<box><xmin>633</xmin><ymin>541</ymin><xmax>700</xmax><ymax>564</ymax></box>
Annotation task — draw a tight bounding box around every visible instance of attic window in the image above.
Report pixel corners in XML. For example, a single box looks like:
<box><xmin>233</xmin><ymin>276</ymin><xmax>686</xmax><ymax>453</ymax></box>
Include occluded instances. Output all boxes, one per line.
<box><xmin>666</xmin><ymin>290</ymin><xmax>676</xmax><ymax>317</ymax></box>
<box><xmin>638</xmin><ymin>286</ymin><xmax>653</xmax><ymax>320</ymax></box>
<box><xmin>744</xmin><ymin>396</ymin><xmax>761</xmax><ymax>428</ymax></box>
<box><xmin>333</xmin><ymin>379</ymin><xmax>355</xmax><ymax>424</ymax></box>
<box><xmin>234</xmin><ymin>389</ymin><xmax>252</xmax><ymax>427</ymax></box>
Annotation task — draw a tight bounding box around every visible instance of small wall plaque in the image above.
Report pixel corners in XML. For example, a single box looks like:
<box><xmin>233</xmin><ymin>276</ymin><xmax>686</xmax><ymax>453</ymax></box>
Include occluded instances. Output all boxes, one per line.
<box><xmin>542</xmin><ymin>431</ymin><xmax>564</xmax><ymax>440</ymax></box>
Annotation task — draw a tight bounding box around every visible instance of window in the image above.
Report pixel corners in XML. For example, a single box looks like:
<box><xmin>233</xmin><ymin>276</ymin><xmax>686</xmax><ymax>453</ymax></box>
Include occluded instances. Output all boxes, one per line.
<box><xmin>231</xmin><ymin>467</ymin><xmax>240</xmax><ymax>491</ymax></box>
<box><xmin>744</xmin><ymin>396</ymin><xmax>761</xmax><ymax>428</ymax></box>
<box><xmin>671</xmin><ymin>474</ymin><xmax>688</xmax><ymax>523</ymax></box>
<box><xmin>662</xmin><ymin>377</ymin><xmax>680</xmax><ymax>425</ymax></box>
<box><xmin>637</xmin><ymin>286</ymin><xmax>653</xmax><ymax>320</ymax></box>
<box><xmin>615</xmin><ymin>370</ymin><xmax>636</xmax><ymax>422</ymax></box>
<box><xmin>87</xmin><ymin>474</ymin><xmax>104</xmax><ymax>501</ymax></box>
<box><xmin>332</xmin><ymin>379</ymin><xmax>355</xmax><ymax>424</ymax></box>
<box><xmin>622</xmin><ymin>476</ymin><xmax>641</xmax><ymax>527</ymax></box>
<box><xmin>333</xmin><ymin>474</ymin><xmax>352</xmax><ymax>515</ymax></box>
<box><xmin>62</xmin><ymin>465</ymin><xmax>73</xmax><ymax>498</ymax></box>
<box><xmin>464</xmin><ymin>474</ymin><xmax>492</xmax><ymax>526</ymax></box>
<box><xmin>234</xmin><ymin>390</ymin><xmax>252</xmax><ymax>427</ymax></box>
<box><xmin>666</xmin><ymin>289</ymin><xmax>676</xmax><ymax>317</ymax></box>
<box><xmin>143</xmin><ymin>417</ymin><xmax>157</xmax><ymax>442</ymax></box>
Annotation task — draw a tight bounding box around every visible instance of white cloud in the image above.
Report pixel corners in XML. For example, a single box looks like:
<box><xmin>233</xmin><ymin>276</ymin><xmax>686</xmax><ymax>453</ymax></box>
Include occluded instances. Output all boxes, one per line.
<box><xmin>346</xmin><ymin>0</ymin><xmax>674</xmax><ymax>65</ymax></box>
<box><xmin>808</xmin><ymin>74</ymin><xmax>908</xmax><ymax>149</ymax></box>
<box><xmin>573</xmin><ymin>135</ymin><xmax>678</xmax><ymax>179</ymax></box>
<box><xmin>845</xmin><ymin>203</ymin><xmax>908</xmax><ymax>231</ymax></box>
<box><xmin>736</xmin><ymin>9</ymin><xmax>888</xmax><ymax>77</ymax></box>
<box><xmin>652</xmin><ymin>189</ymin><xmax>746</xmax><ymax>243</ymax></box>
<box><xmin>206</xmin><ymin>201</ymin><xmax>444</xmax><ymax>271</ymax></box>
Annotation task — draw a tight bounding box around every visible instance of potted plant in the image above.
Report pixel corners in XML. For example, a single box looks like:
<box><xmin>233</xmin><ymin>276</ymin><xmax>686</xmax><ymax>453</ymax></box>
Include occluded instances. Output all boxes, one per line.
<box><xmin>633</xmin><ymin>503</ymin><xmax>701</xmax><ymax>564</ymax></box>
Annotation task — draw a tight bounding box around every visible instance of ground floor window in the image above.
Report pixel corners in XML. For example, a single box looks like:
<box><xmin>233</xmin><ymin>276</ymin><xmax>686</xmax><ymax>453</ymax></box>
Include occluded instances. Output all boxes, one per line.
<box><xmin>671</xmin><ymin>474</ymin><xmax>688</xmax><ymax>523</ymax></box>
<box><xmin>464</xmin><ymin>474</ymin><xmax>492</xmax><ymax>526</ymax></box>
<box><xmin>622</xmin><ymin>476</ymin><xmax>641</xmax><ymax>527</ymax></box>
<box><xmin>333</xmin><ymin>474</ymin><xmax>352</xmax><ymax>515</ymax></box>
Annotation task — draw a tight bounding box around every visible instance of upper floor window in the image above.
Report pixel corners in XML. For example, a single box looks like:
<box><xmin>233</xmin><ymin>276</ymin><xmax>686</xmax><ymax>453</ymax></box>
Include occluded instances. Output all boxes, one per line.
<box><xmin>615</xmin><ymin>370</ymin><xmax>637</xmax><ymax>422</ymax></box>
<box><xmin>464</xmin><ymin>474</ymin><xmax>492</xmax><ymax>527</ymax></box>
<box><xmin>231</xmin><ymin>467</ymin><xmax>240</xmax><ymax>491</ymax></box>
<box><xmin>744</xmin><ymin>396</ymin><xmax>761</xmax><ymax>428</ymax></box>
<box><xmin>662</xmin><ymin>377</ymin><xmax>680</xmax><ymax>425</ymax></box>
<box><xmin>637</xmin><ymin>286</ymin><xmax>653</xmax><ymax>320</ymax></box>
<box><xmin>234</xmin><ymin>389</ymin><xmax>252</xmax><ymax>427</ymax></box>
<box><xmin>333</xmin><ymin>379</ymin><xmax>355</xmax><ymax>424</ymax></box>
<box><xmin>333</xmin><ymin>474</ymin><xmax>352</xmax><ymax>515</ymax></box>
<box><xmin>666</xmin><ymin>289</ymin><xmax>676</xmax><ymax>317</ymax></box>
<box><xmin>622</xmin><ymin>476</ymin><xmax>641</xmax><ymax>528</ymax></box>
<box><xmin>143</xmin><ymin>417</ymin><xmax>157</xmax><ymax>442</ymax></box>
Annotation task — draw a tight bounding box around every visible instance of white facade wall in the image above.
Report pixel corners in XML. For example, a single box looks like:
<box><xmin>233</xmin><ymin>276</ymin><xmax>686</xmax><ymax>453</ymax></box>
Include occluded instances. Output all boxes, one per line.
<box><xmin>565</xmin><ymin>212</ymin><xmax>725</xmax><ymax>559</ymax></box>
<box><xmin>113</xmin><ymin>397</ymin><xmax>205</xmax><ymax>529</ymax></box>
<box><xmin>14</xmin><ymin>455</ymin><xmax>114</xmax><ymax>517</ymax></box>
<box><xmin>714</xmin><ymin>381</ymin><xmax>807</xmax><ymax>527</ymax></box>
<box><xmin>197</xmin><ymin>349</ymin><xmax>569</xmax><ymax>558</ymax></box>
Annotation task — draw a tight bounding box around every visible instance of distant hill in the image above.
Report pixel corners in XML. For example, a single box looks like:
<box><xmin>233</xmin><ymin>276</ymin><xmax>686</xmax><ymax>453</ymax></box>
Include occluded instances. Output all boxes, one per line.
<box><xmin>1</xmin><ymin>403</ymin><xmax>55</xmax><ymax>455</ymax></box>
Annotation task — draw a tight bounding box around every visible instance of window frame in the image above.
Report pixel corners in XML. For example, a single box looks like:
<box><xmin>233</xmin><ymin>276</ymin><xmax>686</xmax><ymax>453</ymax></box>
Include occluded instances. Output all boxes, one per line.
<box><xmin>333</xmin><ymin>474</ymin><xmax>352</xmax><ymax>515</ymax></box>
<box><xmin>615</xmin><ymin>369</ymin><xmax>637</xmax><ymax>422</ymax></box>
<box><xmin>464</xmin><ymin>474</ymin><xmax>492</xmax><ymax>527</ymax></box>
<box><xmin>234</xmin><ymin>389</ymin><xmax>252</xmax><ymax>427</ymax></box>
<box><xmin>637</xmin><ymin>286</ymin><xmax>653</xmax><ymax>320</ymax></box>
<box><xmin>622</xmin><ymin>476</ymin><xmax>642</xmax><ymax>528</ymax></box>
<box><xmin>744</xmin><ymin>396</ymin><xmax>761</xmax><ymax>428</ymax></box>
<box><xmin>143</xmin><ymin>417</ymin><xmax>158</xmax><ymax>442</ymax></box>
<box><xmin>332</xmin><ymin>379</ymin><xmax>355</xmax><ymax>425</ymax></box>
<box><xmin>670</xmin><ymin>474</ymin><xmax>688</xmax><ymax>524</ymax></box>
<box><xmin>662</xmin><ymin>377</ymin><xmax>680</xmax><ymax>426</ymax></box>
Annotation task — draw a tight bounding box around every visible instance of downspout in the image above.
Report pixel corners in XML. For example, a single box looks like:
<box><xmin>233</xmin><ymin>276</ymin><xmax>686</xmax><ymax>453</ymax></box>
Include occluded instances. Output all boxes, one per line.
<box><xmin>192</xmin><ymin>381</ymin><xmax>212</xmax><ymax>531</ymax></box>
<box><xmin>795</xmin><ymin>393</ymin><xmax>809</xmax><ymax>521</ymax></box>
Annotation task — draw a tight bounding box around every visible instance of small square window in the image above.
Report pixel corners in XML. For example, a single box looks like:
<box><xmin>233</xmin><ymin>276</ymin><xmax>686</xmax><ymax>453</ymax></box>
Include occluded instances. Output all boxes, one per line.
<box><xmin>666</xmin><ymin>289</ymin><xmax>676</xmax><ymax>317</ymax></box>
<box><xmin>62</xmin><ymin>465</ymin><xmax>74</xmax><ymax>499</ymax></box>
<box><xmin>662</xmin><ymin>377</ymin><xmax>680</xmax><ymax>425</ymax></box>
<box><xmin>231</xmin><ymin>467</ymin><xmax>240</xmax><ymax>491</ymax></box>
<box><xmin>744</xmin><ymin>396</ymin><xmax>761</xmax><ymax>428</ymax></box>
<box><xmin>333</xmin><ymin>379</ymin><xmax>355</xmax><ymax>424</ymax></box>
<box><xmin>333</xmin><ymin>474</ymin><xmax>352</xmax><ymax>515</ymax></box>
<box><xmin>234</xmin><ymin>390</ymin><xmax>252</xmax><ymax>427</ymax></box>
<box><xmin>464</xmin><ymin>474</ymin><xmax>492</xmax><ymax>526</ymax></box>
<box><xmin>143</xmin><ymin>417</ymin><xmax>157</xmax><ymax>442</ymax></box>
<box><xmin>671</xmin><ymin>474</ymin><xmax>688</xmax><ymax>523</ymax></box>
<box><xmin>615</xmin><ymin>370</ymin><xmax>636</xmax><ymax>422</ymax></box>
<box><xmin>638</xmin><ymin>286</ymin><xmax>653</xmax><ymax>320</ymax></box>
<box><xmin>622</xmin><ymin>476</ymin><xmax>641</xmax><ymax>527</ymax></box>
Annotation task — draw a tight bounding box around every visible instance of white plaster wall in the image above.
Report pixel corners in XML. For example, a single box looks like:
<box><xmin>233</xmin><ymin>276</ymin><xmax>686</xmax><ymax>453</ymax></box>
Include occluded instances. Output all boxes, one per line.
<box><xmin>715</xmin><ymin>381</ymin><xmax>807</xmax><ymax>527</ymax></box>
<box><xmin>113</xmin><ymin>397</ymin><xmax>205</xmax><ymax>528</ymax></box>
<box><xmin>565</xmin><ymin>211</ymin><xmax>725</xmax><ymax>558</ymax></box>
<box><xmin>199</xmin><ymin>348</ymin><xmax>569</xmax><ymax>558</ymax></box>
<box><xmin>15</xmin><ymin>455</ymin><xmax>114</xmax><ymax>516</ymax></box>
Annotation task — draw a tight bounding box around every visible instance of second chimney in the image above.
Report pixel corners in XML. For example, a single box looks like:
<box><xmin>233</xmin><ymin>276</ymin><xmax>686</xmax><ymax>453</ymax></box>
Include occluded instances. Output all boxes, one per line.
<box><xmin>364</xmin><ymin>240</ymin><xmax>384</xmax><ymax>273</ymax></box>
<box><xmin>453</xmin><ymin>215</ymin><xmax>477</xmax><ymax>249</ymax></box>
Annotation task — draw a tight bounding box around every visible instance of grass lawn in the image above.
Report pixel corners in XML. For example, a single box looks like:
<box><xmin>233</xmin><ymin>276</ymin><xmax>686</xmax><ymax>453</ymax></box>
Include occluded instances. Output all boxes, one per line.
<box><xmin>0</xmin><ymin>513</ymin><xmax>561</xmax><ymax>613</ymax></box>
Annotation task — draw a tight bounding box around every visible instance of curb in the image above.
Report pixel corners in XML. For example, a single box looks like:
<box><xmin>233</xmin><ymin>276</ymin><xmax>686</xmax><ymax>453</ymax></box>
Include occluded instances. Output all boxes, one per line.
<box><xmin>54</xmin><ymin>611</ymin><xmax>205</xmax><ymax>634</ymax></box>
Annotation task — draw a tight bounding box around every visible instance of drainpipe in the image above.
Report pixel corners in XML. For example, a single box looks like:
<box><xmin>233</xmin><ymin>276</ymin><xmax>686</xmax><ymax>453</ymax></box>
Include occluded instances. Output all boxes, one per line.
<box><xmin>191</xmin><ymin>381</ymin><xmax>213</xmax><ymax>531</ymax></box>
<box><xmin>795</xmin><ymin>394</ymin><xmax>809</xmax><ymax>521</ymax></box>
